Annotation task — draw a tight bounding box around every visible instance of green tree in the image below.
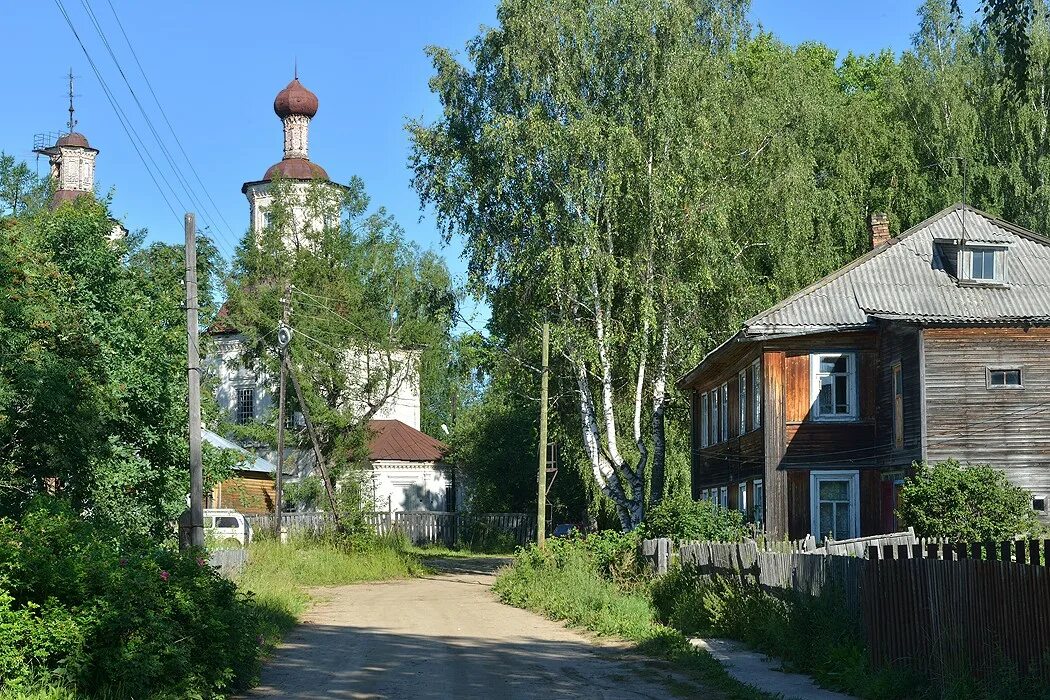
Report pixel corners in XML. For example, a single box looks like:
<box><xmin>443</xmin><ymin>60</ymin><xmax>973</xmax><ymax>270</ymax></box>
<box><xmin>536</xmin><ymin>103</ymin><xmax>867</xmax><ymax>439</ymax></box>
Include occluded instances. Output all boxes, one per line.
<box><xmin>897</xmin><ymin>459</ymin><xmax>1041</xmax><ymax>540</ymax></box>
<box><xmin>409</xmin><ymin>0</ymin><xmax>908</xmax><ymax>527</ymax></box>
<box><xmin>0</xmin><ymin>153</ymin><xmax>49</xmax><ymax>219</ymax></box>
<box><xmin>0</xmin><ymin>192</ymin><xmax>231</xmax><ymax>538</ymax></box>
<box><xmin>224</xmin><ymin>176</ymin><xmax>456</xmax><ymax>514</ymax></box>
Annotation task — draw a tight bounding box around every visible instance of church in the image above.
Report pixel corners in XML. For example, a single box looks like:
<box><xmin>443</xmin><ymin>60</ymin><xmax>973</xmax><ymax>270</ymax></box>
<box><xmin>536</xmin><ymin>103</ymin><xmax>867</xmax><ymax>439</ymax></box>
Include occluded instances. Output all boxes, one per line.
<box><xmin>208</xmin><ymin>76</ymin><xmax>456</xmax><ymax>516</ymax></box>
<box><xmin>33</xmin><ymin>75</ymin><xmax>457</xmax><ymax>517</ymax></box>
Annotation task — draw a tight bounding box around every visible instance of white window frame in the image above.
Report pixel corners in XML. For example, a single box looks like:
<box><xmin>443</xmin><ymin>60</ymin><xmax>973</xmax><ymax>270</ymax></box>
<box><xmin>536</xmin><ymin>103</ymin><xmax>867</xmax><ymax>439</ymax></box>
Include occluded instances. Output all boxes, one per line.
<box><xmin>720</xmin><ymin>383</ymin><xmax>728</xmax><ymax>440</ymax></box>
<box><xmin>700</xmin><ymin>392</ymin><xmax>709</xmax><ymax>447</ymax></box>
<box><xmin>959</xmin><ymin>243</ymin><xmax>1009</xmax><ymax>284</ymax></box>
<box><xmin>719</xmin><ymin>486</ymin><xmax>728</xmax><ymax>508</ymax></box>
<box><xmin>738</xmin><ymin>370</ymin><xmax>747</xmax><ymax>435</ymax></box>
<box><xmin>810</xmin><ymin>352</ymin><xmax>858</xmax><ymax>421</ymax></box>
<box><xmin>810</xmin><ymin>470</ymin><xmax>860</xmax><ymax>541</ymax></box>
<box><xmin>701</xmin><ymin>488</ymin><xmax>709</xmax><ymax>501</ymax></box>
<box><xmin>754</xmin><ymin>479</ymin><xmax>764</xmax><ymax>524</ymax></box>
<box><xmin>711</xmin><ymin>388</ymin><xmax>720</xmax><ymax>444</ymax></box>
<box><xmin>738</xmin><ymin>481</ymin><xmax>748</xmax><ymax>515</ymax></box>
<box><xmin>752</xmin><ymin>358</ymin><xmax>762</xmax><ymax>430</ymax></box>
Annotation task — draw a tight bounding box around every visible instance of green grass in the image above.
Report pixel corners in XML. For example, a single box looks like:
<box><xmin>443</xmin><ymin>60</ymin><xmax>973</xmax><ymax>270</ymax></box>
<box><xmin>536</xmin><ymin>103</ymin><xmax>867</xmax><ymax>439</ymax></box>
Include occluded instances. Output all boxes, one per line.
<box><xmin>0</xmin><ymin>687</ymin><xmax>76</xmax><ymax>700</ymax></box>
<box><xmin>236</xmin><ymin>534</ymin><xmax>427</xmax><ymax>645</ymax></box>
<box><xmin>493</xmin><ymin>547</ymin><xmax>772</xmax><ymax>699</ymax></box>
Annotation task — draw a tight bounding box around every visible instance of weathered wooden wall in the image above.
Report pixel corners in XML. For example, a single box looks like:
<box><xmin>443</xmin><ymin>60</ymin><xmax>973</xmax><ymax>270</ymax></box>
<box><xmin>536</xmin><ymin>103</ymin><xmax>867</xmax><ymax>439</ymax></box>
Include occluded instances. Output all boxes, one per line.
<box><xmin>212</xmin><ymin>471</ymin><xmax>275</xmax><ymax>515</ymax></box>
<box><xmin>923</xmin><ymin>327</ymin><xmax>1050</xmax><ymax>499</ymax></box>
<box><xmin>874</xmin><ymin>320</ymin><xmax>924</xmax><ymax>469</ymax></box>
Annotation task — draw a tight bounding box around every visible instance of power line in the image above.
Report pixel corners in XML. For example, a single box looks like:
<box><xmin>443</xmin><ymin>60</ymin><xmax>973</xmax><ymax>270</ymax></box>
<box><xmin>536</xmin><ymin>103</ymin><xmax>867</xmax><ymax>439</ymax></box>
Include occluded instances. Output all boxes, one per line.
<box><xmin>77</xmin><ymin>0</ymin><xmax>238</xmax><ymax>259</ymax></box>
<box><xmin>104</xmin><ymin>0</ymin><xmax>240</xmax><ymax>247</ymax></box>
<box><xmin>54</xmin><ymin>0</ymin><xmax>183</xmax><ymax>225</ymax></box>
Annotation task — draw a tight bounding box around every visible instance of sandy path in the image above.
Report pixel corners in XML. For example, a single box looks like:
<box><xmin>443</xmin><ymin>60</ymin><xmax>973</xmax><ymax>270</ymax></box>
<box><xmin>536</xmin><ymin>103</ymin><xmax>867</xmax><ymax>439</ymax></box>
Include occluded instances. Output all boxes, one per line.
<box><xmin>245</xmin><ymin>556</ymin><xmax>707</xmax><ymax>699</ymax></box>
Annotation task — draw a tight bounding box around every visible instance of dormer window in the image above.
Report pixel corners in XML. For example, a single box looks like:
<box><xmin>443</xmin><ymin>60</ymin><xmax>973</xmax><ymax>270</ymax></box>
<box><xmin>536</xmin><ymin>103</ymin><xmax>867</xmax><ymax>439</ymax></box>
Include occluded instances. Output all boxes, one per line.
<box><xmin>961</xmin><ymin>243</ymin><xmax>1008</xmax><ymax>285</ymax></box>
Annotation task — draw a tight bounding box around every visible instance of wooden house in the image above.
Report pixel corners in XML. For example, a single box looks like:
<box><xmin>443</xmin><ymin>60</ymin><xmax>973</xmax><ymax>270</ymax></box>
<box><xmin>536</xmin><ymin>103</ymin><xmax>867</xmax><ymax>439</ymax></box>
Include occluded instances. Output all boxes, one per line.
<box><xmin>677</xmin><ymin>204</ymin><xmax>1050</xmax><ymax>540</ymax></box>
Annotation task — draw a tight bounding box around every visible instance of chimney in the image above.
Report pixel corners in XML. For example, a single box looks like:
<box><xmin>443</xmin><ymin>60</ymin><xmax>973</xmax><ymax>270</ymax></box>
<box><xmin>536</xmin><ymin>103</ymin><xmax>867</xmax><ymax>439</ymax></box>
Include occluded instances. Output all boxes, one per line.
<box><xmin>869</xmin><ymin>212</ymin><xmax>891</xmax><ymax>249</ymax></box>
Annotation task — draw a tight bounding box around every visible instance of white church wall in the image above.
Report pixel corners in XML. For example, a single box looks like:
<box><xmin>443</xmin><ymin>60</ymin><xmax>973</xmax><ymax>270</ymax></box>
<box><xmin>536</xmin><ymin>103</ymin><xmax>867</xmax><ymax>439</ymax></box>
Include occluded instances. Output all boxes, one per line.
<box><xmin>369</xmin><ymin>461</ymin><xmax>451</xmax><ymax>513</ymax></box>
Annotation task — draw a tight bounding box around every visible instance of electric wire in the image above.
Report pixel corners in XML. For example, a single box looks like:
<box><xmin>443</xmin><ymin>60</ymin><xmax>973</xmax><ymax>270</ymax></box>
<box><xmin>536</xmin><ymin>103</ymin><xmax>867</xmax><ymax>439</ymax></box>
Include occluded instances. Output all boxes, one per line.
<box><xmin>54</xmin><ymin>0</ymin><xmax>183</xmax><ymax>225</ymax></box>
<box><xmin>78</xmin><ymin>0</ymin><xmax>239</xmax><ymax>259</ymax></box>
<box><xmin>104</xmin><ymin>0</ymin><xmax>241</xmax><ymax>246</ymax></box>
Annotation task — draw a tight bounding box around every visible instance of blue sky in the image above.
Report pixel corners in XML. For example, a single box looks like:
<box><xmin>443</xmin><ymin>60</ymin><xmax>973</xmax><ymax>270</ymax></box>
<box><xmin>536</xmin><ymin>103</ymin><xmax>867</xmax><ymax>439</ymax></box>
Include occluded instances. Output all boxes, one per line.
<box><xmin>3</xmin><ymin>1</ymin><xmax>978</xmax><ymax>322</ymax></box>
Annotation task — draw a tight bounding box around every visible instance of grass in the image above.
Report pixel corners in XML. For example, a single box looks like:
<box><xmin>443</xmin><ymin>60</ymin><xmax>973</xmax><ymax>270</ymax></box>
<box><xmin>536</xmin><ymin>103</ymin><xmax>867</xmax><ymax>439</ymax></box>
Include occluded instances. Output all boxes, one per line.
<box><xmin>0</xmin><ymin>688</ymin><xmax>76</xmax><ymax>700</ymax></box>
<box><xmin>493</xmin><ymin>546</ymin><xmax>772</xmax><ymax>699</ymax></box>
<box><xmin>236</xmin><ymin>533</ymin><xmax>428</xmax><ymax>649</ymax></box>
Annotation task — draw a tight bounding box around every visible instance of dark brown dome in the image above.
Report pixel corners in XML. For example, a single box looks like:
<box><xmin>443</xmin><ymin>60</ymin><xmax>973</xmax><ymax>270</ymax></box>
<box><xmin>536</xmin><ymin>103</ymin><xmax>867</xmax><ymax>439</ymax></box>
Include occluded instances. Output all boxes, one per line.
<box><xmin>264</xmin><ymin>158</ymin><xmax>329</xmax><ymax>181</ymax></box>
<box><xmin>56</xmin><ymin>132</ymin><xmax>91</xmax><ymax>148</ymax></box>
<box><xmin>273</xmin><ymin>79</ymin><xmax>318</xmax><ymax>119</ymax></box>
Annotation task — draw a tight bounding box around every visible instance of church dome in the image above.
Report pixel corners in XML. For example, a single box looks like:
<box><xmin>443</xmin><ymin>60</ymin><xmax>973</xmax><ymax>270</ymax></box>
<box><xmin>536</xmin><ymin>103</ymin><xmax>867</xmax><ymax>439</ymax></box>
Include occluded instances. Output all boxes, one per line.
<box><xmin>264</xmin><ymin>158</ymin><xmax>329</xmax><ymax>181</ymax></box>
<box><xmin>273</xmin><ymin>79</ymin><xmax>318</xmax><ymax>119</ymax></box>
<box><xmin>56</xmin><ymin>132</ymin><xmax>91</xmax><ymax>148</ymax></box>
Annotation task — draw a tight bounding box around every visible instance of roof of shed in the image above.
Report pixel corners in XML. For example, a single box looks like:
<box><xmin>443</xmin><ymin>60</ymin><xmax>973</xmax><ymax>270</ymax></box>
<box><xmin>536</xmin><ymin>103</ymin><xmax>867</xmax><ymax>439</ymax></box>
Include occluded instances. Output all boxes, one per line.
<box><xmin>678</xmin><ymin>203</ymin><xmax>1050</xmax><ymax>387</ymax></box>
<box><xmin>368</xmin><ymin>420</ymin><xmax>447</xmax><ymax>463</ymax></box>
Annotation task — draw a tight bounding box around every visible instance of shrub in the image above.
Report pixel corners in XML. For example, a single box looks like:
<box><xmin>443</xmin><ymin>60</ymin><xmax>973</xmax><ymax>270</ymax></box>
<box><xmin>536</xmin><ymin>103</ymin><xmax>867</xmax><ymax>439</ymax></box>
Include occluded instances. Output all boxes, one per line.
<box><xmin>641</xmin><ymin>497</ymin><xmax>748</xmax><ymax>542</ymax></box>
<box><xmin>0</xmin><ymin>498</ymin><xmax>262</xmax><ymax>697</ymax></box>
<box><xmin>897</xmin><ymin>459</ymin><xmax>1042</xmax><ymax>541</ymax></box>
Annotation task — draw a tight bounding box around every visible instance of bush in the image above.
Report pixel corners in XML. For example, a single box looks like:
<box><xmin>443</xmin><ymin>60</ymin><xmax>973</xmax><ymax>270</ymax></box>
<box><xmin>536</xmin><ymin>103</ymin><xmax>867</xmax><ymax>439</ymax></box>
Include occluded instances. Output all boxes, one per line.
<box><xmin>897</xmin><ymin>459</ymin><xmax>1042</xmax><ymax>541</ymax></box>
<box><xmin>0</xmin><ymin>498</ymin><xmax>262</xmax><ymax>698</ymax></box>
<box><xmin>641</xmin><ymin>497</ymin><xmax>748</xmax><ymax>542</ymax></box>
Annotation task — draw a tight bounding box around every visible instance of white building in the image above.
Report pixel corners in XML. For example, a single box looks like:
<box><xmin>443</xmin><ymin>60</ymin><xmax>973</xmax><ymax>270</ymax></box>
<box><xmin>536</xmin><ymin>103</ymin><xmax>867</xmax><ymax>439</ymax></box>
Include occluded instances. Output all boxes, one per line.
<box><xmin>208</xmin><ymin>76</ymin><xmax>453</xmax><ymax>514</ymax></box>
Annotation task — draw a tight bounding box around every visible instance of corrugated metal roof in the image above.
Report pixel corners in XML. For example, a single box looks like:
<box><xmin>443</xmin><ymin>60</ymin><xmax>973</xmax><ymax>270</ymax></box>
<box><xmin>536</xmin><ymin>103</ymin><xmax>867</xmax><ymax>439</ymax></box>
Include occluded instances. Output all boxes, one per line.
<box><xmin>744</xmin><ymin>204</ymin><xmax>1050</xmax><ymax>335</ymax></box>
<box><xmin>677</xmin><ymin>204</ymin><xmax>1050</xmax><ymax>388</ymax></box>
<box><xmin>202</xmin><ymin>429</ymin><xmax>284</xmax><ymax>474</ymax></box>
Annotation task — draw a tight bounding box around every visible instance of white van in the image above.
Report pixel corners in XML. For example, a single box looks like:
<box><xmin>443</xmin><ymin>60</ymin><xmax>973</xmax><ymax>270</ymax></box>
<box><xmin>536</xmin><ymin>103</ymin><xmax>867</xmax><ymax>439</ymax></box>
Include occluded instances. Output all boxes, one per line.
<box><xmin>203</xmin><ymin>508</ymin><xmax>252</xmax><ymax>547</ymax></box>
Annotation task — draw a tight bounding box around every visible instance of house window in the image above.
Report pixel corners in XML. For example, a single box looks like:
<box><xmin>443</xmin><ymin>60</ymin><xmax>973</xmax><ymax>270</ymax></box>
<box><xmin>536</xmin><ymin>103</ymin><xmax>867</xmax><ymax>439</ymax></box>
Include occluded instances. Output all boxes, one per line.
<box><xmin>970</xmin><ymin>248</ymin><xmax>997</xmax><ymax>281</ymax></box>
<box><xmin>738</xmin><ymin>370</ymin><xmax>747</xmax><ymax>435</ymax></box>
<box><xmin>892</xmin><ymin>363</ymin><xmax>903</xmax><ymax>449</ymax></box>
<box><xmin>700</xmin><ymin>392</ymin><xmax>709</xmax><ymax>448</ymax></box>
<box><xmin>720</xmin><ymin>383</ymin><xmax>728</xmax><ymax>441</ymax></box>
<box><xmin>988</xmin><ymin>368</ymin><xmax>1023</xmax><ymax>389</ymax></box>
<box><xmin>1034</xmin><ymin>497</ymin><xmax>1046</xmax><ymax>513</ymax></box>
<box><xmin>810</xmin><ymin>352</ymin><xmax>857</xmax><ymax>420</ymax></box>
<box><xmin>711</xmin><ymin>389</ymin><xmax>720</xmax><ymax>444</ymax></box>
<box><xmin>236</xmin><ymin>387</ymin><xmax>255</xmax><ymax>425</ymax></box>
<box><xmin>752</xmin><ymin>358</ymin><xmax>762</xmax><ymax>430</ymax></box>
<box><xmin>754</xmin><ymin>479</ymin><xmax>764</xmax><ymax>525</ymax></box>
<box><xmin>738</xmin><ymin>481</ymin><xmax>748</xmax><ymax>515</ymax></box>
<box><xmin>701</xmin><ymin>489</ymin><xmax>708</xmax><ymax>501</ymax></box>
<box><xmin>719</xmin><ymin>486</ymin><xmax>728</xmax><ymax>508</ymax></box>
<box><xmin>810</xmin><ymin>470</ymin><xmax>860</xmax><ymax>541</ymax></box>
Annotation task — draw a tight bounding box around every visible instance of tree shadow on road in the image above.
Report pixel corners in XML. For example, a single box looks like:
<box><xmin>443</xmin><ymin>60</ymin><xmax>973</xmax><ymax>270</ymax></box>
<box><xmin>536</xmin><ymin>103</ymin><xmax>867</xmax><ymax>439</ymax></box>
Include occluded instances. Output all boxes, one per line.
<box><xmin>244</xmin><ymin>623</ymin><xmax>693</xmax><ymax>699</ymax></box>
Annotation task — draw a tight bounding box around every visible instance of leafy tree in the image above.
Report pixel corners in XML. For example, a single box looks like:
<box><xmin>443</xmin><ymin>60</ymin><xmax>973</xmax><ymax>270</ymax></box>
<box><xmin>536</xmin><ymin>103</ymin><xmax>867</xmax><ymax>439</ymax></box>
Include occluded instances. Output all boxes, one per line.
<box><xmin>409</xmin><ymin>0</ymin><xmax>907</xmax><ymax>527</ymax></box>
<box><xmin>0</xmin><ymin>153</ymin><xmax>49</xmax><ymax>219</ymax></box>
<box><xmin>224</xmin><ymin>176</ymin><xmax>456</xmax><ymax>514</ymax></box>
<box><xmin>897</xmin><ymin>459</ymin><xmax>1041</xmax><ymax>540</ymax></box>
<box><xmin>0</xmin><ymin>190</ymin><xmax>231</xmax><ymax>538</ymax></box>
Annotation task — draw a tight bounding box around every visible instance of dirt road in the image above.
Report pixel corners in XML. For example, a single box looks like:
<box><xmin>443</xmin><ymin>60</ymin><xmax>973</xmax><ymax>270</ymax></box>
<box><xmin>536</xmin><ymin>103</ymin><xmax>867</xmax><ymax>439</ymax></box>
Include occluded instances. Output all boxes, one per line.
<box><xmin>246</xmin><ymin>556</ymin><xmax>705</xmax><ymax>699</ymax></box>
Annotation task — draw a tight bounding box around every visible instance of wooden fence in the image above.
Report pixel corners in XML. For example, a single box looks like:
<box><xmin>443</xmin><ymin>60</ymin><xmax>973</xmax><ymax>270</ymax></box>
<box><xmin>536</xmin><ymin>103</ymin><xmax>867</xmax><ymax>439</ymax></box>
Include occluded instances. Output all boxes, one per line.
<box><xmin>864</xmin><ymin>540</ymin><xmax>1050</xmax><ymax>678</ymax></box>
<box><xmin>247</xmin><ymin>511</ymin><xmax>535</xmax><ymax>548</ymax></box>
<box><xmin>648</xmin><ymin>534</ymin><xmax>1050</xmax><ymax>680</ymax></box>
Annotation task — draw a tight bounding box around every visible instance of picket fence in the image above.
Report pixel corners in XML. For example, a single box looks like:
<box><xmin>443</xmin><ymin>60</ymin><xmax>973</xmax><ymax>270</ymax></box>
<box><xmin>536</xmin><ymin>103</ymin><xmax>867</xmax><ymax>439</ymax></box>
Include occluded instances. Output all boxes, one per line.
<box><xmin>642</xmin><ymin>533</ymin><xmax>1050</xmax><ymax>680</ymax></box>
<box><xmin>247</xmin><ymin>511</ymin><xmax>536</xmax><ymax>547</ymax></box>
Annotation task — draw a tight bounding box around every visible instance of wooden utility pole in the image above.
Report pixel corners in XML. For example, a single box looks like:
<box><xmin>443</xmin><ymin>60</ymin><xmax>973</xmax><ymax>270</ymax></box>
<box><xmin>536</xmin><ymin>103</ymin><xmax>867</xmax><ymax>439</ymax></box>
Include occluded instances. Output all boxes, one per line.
<box><xmin>185</xmin><ymin>212</ymin><xmax>204</xmax><ymax>549</ymax></box>
<box><xmin>274</xmin><ymin>286</ymin><xmax>290</xmax><ymax>538</ymax></box>
<box><xmin>285</xmin><ymin>354</ymin><xmax>342</xmax><ymax>530</ymax></box>
<box><xmin>536</xmin><ymin>321</ymin><xmax>549</xmax><ymax>547</ymax></box>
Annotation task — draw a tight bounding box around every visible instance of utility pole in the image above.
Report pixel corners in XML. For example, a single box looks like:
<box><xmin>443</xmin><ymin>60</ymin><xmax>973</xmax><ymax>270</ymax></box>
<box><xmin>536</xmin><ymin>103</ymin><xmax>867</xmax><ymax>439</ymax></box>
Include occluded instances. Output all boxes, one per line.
<box><xmin>274</xmin><ymin>285</ymin><xmax>290</xmax><ymax>539</ymax></box>
<box><xmin>536</xmin><ymin>321</ymin><xmax>549</xmax><ymax>547</ymax></box>
<box><xmin>185</xmin><ymin>212</ymin><xmax>204</xmax><ymax>549</ymax></box>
